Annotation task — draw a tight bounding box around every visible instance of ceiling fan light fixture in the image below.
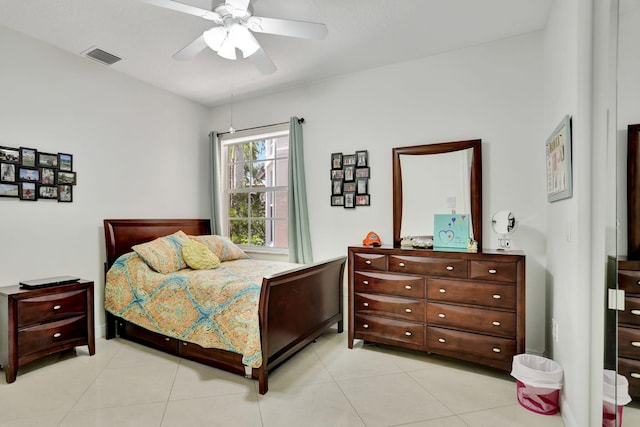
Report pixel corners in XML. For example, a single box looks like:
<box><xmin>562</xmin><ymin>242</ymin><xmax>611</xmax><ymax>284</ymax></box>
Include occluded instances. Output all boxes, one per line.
<box><xmin>231</xmin><ymin>25</ymin><xmax>260</xmax><ymax>58</ymax></box>
<box><xmin>217</xmin><ymin>37</ymin><xmax>237</xmax><ymax>60</ymax></box>
<box><xmin>203</xmin><ymin>26</ymin><xmax>227</xmax><ymax>51</ymax></box>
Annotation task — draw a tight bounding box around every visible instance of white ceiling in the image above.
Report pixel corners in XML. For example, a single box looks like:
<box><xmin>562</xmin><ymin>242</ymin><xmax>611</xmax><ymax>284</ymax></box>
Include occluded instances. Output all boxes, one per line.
<box><xmin>0</xmin><ymin>0</ymin><xmax>553</xmax><ymax>107</ymax></box>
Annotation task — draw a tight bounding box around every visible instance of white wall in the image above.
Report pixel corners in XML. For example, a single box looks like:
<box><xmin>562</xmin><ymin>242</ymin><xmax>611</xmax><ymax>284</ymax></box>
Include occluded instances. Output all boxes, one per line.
<box><xmin>0</xmin><ymin>25</ymin><xmax>211</xmax><ymax>330</ymax></box>
<box><xmin>210</xmin><ymin>32</ymin><xmax>548</xmax><ymax>355</ymax></box>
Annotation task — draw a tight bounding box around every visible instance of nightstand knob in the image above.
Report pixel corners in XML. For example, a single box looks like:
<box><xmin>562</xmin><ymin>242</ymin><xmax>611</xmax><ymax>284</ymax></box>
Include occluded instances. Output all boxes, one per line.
<box><xmin>492</xmin><ymin>348</ymin><xmax>501</xmax><ymax>353</ymax></box>
<box><xmin>53</xmin><ymin>305</ymin><xmax>61</xmax><ymax>310</ymax></box>
<box><xmin>489</xmin><ymin>269</ymin><xmax>497</xmax><ymax>274</ymax></box>
<box><xmin>365</xmin><ymin>260</ymin><xmax>372</xmax><ymax>265</ymax></box>
<box><xmin>404</xmin><ymin>331</ymin><xmax>412</xmax><ymax>336</ymax></box>
<box><xmin>438</xmin><ymin>313</ymin><xmax>446</xmax><ymax>318</ymax></box>
<box><xmin>446</xmin><ymin>266</ymin><xmax>454</xmax><ymax>271</ymax></box>
<box><xmin>405</xmin><ymin>308</ymin><xmax>412</xmax><ymax>313</ymax></box>
<box><xmin>399</xmin><ymin>262</ymin><xmax>405</xmax><ymax>267</ymax></box>
<box><xmin>363</xmin><ymin>324</ymin><xmax>369</xmax><ymax>329</ymax></box>
<box><xmin>492</xmin><ymin>294</ymin><xmax>502</xmax><ymax>299</ymax></box>
<box><xmin>492</xmin><ymin>321</ymin><xmax>501</xmax><ymax>326</ymax></box>
<box><xmin>438</xmin><ymin>338</ymin><xmax>446</xmax><ymax>343</ymax></box>
<box><xmin>53</xmin><ymin>333</ymin><xmax>61</xmax><ymax>338</ymax></box>
<box><xmin>183</xmin><ymin>342</ymin><xmax>188</xmax><ymax>346</ymax></box>
<box><xmin>165</xmin><ymin>337</ymin><xmax>170</xmax><ymax>342</ymax></box>
<box><xmin>362</xmin><ymin>280</ymin><xmax>369</xmax><ymax>285</ymax></box>
<box><xmin>363</xmin><ymin>303</ymin><xmax>369</xmax><ymax>307</ymax></box>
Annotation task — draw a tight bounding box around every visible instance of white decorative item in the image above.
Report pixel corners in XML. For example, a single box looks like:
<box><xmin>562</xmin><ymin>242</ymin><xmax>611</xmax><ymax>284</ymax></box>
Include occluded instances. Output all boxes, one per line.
<box><xmin>492</xmin><ymin>210</ymin><xmax>517</xmax><ymax>250</ymax></box>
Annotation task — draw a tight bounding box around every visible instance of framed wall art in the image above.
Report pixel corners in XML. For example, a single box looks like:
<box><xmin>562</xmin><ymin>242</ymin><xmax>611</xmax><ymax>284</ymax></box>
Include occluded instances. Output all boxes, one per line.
<box><xmin>20</xmin><ymin>147</ymin><xmax>37</xmax><ymax>167</ymax></box>
<box><xmin>0</xmin><ymin>183</ymin><xmax>18</xmax><ymax>197</ymax></box>
<box><xmin>546</xmin><ymin>115</ymin><xmax>573</xmax><ymax>202</ymax></box>
<box><xmin>329</xmin><ymin>149</ymin><xmax>371</xmax><ymax>208</ymax></box>
<box><xmin>19</xmin><ymin>182</ymin><xmax>37</xmax><ymax>201</ymax></box>
<box><xmin>1</xmin><ymin>163</ymin><xmax>16</xmax><ymax>182</ymax></box>
<box><xmin>0</xmin><ymin>146</ymin><xmax>20</xmax><ymax>164</ymax></box>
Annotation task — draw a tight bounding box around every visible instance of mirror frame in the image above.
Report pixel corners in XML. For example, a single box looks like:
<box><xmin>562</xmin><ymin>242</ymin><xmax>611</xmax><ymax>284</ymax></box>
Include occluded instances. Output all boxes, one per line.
<box><xmin>392</xmin><ymin>139</ymin><xmax>483</xmax><ymax>249</ymax></box>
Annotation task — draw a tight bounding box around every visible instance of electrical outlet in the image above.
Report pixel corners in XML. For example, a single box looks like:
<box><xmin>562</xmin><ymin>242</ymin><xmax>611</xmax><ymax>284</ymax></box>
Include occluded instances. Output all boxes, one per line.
<box><xmin>552</xmin><ymin>318</ymin><xmax>558</xmax><ymax>343</ymax></box>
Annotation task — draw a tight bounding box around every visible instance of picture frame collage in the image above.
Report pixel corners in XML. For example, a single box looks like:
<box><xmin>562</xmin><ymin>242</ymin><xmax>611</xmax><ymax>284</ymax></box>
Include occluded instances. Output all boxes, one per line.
<box><xmin>0</xmin><ymin>146</ymin><xmax>76</xmax><ymax>202</ymax></box>
<box><xmin>330</xmin><ymin>150</ymin><xmax>370</xmax><ymax>208</ymax></box>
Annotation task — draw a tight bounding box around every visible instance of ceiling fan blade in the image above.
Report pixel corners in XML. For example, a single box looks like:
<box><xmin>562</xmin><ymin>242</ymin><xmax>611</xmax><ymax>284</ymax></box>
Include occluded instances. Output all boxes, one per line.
<box><xmin>248</xmin><ymin>47</ymin><xmax>276</xmax><ymax>75</ymax></box>
<box><xmin>248</xmin><ymin>16</ymin><xmax>327</xmax><ymax>40</ymax></box>
<box><xmin>226</xmin><ymin>0</ymin><xmax>251</xmax><ymax>13</ymax></box>
<box><xmin>172</xmin><ymin>34</ymin><xmax>209</xmax><ymax>61</ymax></box>
<box><xmin>139</xmin><ymin>0</ymin><xmax>220</xmax><ymax>21</ymax></box>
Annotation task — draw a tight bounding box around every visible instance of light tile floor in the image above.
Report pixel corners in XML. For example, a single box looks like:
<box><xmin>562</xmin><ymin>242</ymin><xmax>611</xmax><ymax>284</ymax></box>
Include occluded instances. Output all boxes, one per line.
<box><xmin>0</xmin><ymin>329</ymin><xmax>627</xmax><ymax>426</ymax></box>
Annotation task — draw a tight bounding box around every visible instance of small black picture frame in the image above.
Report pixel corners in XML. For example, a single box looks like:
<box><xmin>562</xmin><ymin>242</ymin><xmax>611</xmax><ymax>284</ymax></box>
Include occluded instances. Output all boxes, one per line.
<box><xmin>56</xmin><ymin>171</ymin><xmax>76</xmax><ymax>185</ymax></box>
<box><xmin>39</xmin><ymin>185</ymin><xmax>58</xmax><ymax>199</ymax></box>
<box><xmin>331</xmin><ymin>179</ymin><xmax>343</xmax><ymax>195</ymax></box>
<box><xmin>0</xmin><ymin>183</ymin><xmax>19</xmax><ymax>198</ymax></box>
<box><xmin>343</xmin><ymin>182</ymin><xmax>356</xmax><ymax>193</ymax></box>
<box><xmin>344</xmin><ymin>165</ymin><xmax>355</xmax><ymax>182</ymax></box>
<box><xmin>1</xmin><ymin>163</ymin><xmax>16</xmax><ymax>182</ymax></box>
<box><xmin>343</xmin><ymin>154</ymin><xmax>356</xmax><ymax>166</ymax></box>
<box><xmin>330</xmin><ymin>169</ymin><xmax>344</xmax><ymax>180</ymax></box>
<box><xmin>58</xmin><ymin>153</ymin><xmax>73</xmax><ymax>171</ymax></box>
<box><xmin>19</xmin><ymin>182</ymin><xmax>37</xmax><ymax>201</ymax></box>
<box><xmin>356</xmin><ymin>178</ymin><xmax>368</xmax><ymax>194</ymax></box>
<box><xmin>0</xmin><ymin>146</ymin><xmax>20</xmax><ymax>164</ymax></box>
<box><xmin>37</xmin><ymin>152</ymin><xmax>59</xmax><ymax>168</ymax></box>
<box><xmin>20</xmin><ymin>147</ymin><xmax>37</xmax><ymax>167</ymax></box>
<box><xmin>40</xmin><ymin>167</ymin><xmax>56</xmax><ymax>185</ymax></box>
<box><xmin>344</xmin><ymin>192</ymin><xmax>355</xmax><ymax>209</ymax></box>
<box><xmin>356</xmin><ymin>150</ymin><xmax>368</xmax><ymax>167</ymax></box>
<box><xmin>331</xmin><ymin>195</ymin><xmax>344</xmax><ymax>206</ymax></box>
<box><xmin>331</xmin><ymin>152</ymin><xmax>343</xmax><ymax>170</ymax></box>
<box><xmin>355</xmin><ymin>167</ymin><xmax>370</xmax><ymax>179</ymax></box>
<box><xmin>58</xmin><ymin>185</ymin><xmax>72</xmax><ymax>202</ymax></box>
<box><xmin>18</xmin><ymin>167</ymin><xmax>40</xmax><ymax>182</ymax></box>
<box><xmin>356</xmin><ymin>194</ymin><xmax>370</xmax><ymax>206</ymax></box>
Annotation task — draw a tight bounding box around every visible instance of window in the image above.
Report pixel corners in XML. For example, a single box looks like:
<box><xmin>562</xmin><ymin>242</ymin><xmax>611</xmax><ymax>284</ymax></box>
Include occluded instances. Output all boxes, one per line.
<box><xmin>220</xmin><ymin>125</ymin><xmax>289</xmax><ymax>251</ymax></box>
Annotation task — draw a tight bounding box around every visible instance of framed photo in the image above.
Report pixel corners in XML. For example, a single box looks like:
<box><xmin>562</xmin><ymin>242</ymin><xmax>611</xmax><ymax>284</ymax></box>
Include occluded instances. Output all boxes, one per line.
<box><xmin>546</xmin><ymin>115</ymin><xmax>573</xmax><ymax>202</ymax></box>
<box><xmin>20</xmin><ymin>147</ymin><xmax>37</xmax><ymax>167</ymax></box>
<box><xmin>344</xmin><ymin>165</ymin><xmax>355</xmax><ymax>182</ymax></box>
<box><xmin>0</xmin><ymin>146</ymin><xmax>20</xmax><ymax>164</ymax></box>
<box><xmin>39</xmin><ymin>185</ymin><xmax>58</xmax><ymax>199</ymax></box>
<box><xmin>356</xmin><ymin>194</ymin><xmax>370</xmax><ymax>206</ymax></box>
<box><xmin>0</xmin><ymin>183</ymin><xmax>19</xmax><ymax>198</ymax></box>
<box><xmin>343</xmin><ymin>154</ymin><xmax>356</xmax><ymax>166</ymax></box>
<box><xmin>19</xmin><ymin>182</ymin><xmax>37</xmax><ymax>200</ymax></box>
<box><xmin>41</xmin><ymin>167</ymin><xmax>56</xmax><ymax>185</ymax></box>
<box><xmin>331</xmin><ymin>179</ymin><xmax>343</xmax><ymax>195</ymax></box>
<box><xmin>331</xmin><ymin>195</ymin><xmax>344</xmax><ymax>206</ymax></box>
<box><xmin>330</xmin><ymin>169</ymin><xmax>344</xmax><ymax>180</ymax></box>
<box><xmin>343</xmin><ymin>182</ymin><xmax>356</xmax><ymax>193</ymax></box>
<box><xmin>1</xmin><ymin>163</ymin><xmax>16</xmax><ymax>182</ymax></box>
<box><xmin>56</xmin><ymin>171</ymin><xmax>76</xmax><ymax>185</ymax></box>
<box><xmin>344</xmin><ymin>192</ymin><xmax>355</xmax><ymax>209</ymax></box>
<box><xmin>356</xmin><ymin>150</ymin><xmax>368</xmax><ymax>167</ymax></box>
<box><xmin>355</xmin><ymin>167</ymin><xmax>370</xmax><ymax>178</ymax></box>
<box><xmin>357</xmin><ymin>178</ymin><xmax>368</xmax><ymax>194</ymax></box>
<box><xmin>331</xmin><ymin>152</ymin><xmax>343</xmax><ymax>169</ymax></box>
<box><xmin>58</xmin><ymin>153</ymin><xmax>73</xmax><ymax>171</ymax></box>
<box><xmin>37</xmin><ymin>152</ymin><xmax>59</xmax><ymax>168</ymax></box>
<box><xmin>18</xmin><ymin>167</ymin><xmax>40</xmax><ymax>182</ymax></box>
<box><xmin>58</xmin><ymin>185</ymin><xmax>72</xmax><ymax>202</ymax></box>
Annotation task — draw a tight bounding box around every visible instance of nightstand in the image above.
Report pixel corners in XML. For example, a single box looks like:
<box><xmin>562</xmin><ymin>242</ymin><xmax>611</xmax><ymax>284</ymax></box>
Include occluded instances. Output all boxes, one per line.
<box><xmin>0</xmin><ymin>280</ymin><xmax>95</xmax><ymax>383</ymax></box>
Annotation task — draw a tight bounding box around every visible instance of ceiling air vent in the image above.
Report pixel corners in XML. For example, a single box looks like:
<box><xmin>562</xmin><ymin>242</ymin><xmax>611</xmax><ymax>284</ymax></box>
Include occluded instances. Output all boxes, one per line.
<box><xmin>84</xmin><ymin>48</ymin><xmax>121</xmax><ymax>66</ymax></box>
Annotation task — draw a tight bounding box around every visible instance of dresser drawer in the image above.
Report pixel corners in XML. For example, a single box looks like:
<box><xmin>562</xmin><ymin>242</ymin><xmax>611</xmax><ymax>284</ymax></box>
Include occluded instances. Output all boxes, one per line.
<box><xmin>618</xmin><ymin>270</ymin><xmax>640</xmax><ymax>295</ymax></box>
<box><xmin>354</xmin><ymin>314</ymin><xmax>424</xmax><ymax>346</ymax></box>
<box><xmin>427</xmin><ymin>326</ymin><xmax>516</xmax><ymax>366</ymax></box>
<box><xmin>18</xmin><ymin>315</ymin><xmax>87</xmax><ymax>357</ymax></box>
<box><xmin>619</xmin><ymin>296</ymin><xmax>640</xmax><ymax>327</ymax></box>
<box><xmin>618</xmin><ymin>326</ymin><xmax>640</xmax><ymax>359</ymax></box>
<box><xmin>17</xmin><ymin>289</ymin><xmax>87</xmax><ymax>327</ymax></box>
<box><xmin>618</xmin><ymin>357</ymin><xmax>640</xmax><ymax>398</ymax></box>
<box><xmin>353</xmin><ymin>253</ymin><xmax>387</xmax><ymax>271</ymax></box>
<box><xmin>355</xmin><ymin>293</ymin><xmax>425</xmax><ymax>322</ymax></box>
<box><xmin>354</xmin><ymin>271</ymin><xmax>425</xmax><ymax>298</ymax></box>
<box><xmin>426</xmin><ymin>302</ymin><xmax>515</xmax><ymax>338</ymax></box>
<box><xmin>427</xmin><ymin>279</ymin><xmax>516</xmax><ymax>309</ymax></box>
<box><xmin>389</xmin><ymin>256</ymin><xmax>467</xmax><ymax>278</ymax></box>
<box><xmin>470</xmin><ymin>261</ymin><xmax>517</xmax><ymax>283</ymax></box>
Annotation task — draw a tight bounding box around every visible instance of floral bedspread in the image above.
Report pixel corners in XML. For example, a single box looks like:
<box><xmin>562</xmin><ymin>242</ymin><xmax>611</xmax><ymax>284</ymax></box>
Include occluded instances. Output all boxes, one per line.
<box><xmin>105</xmin><ymin>252</ymin><xmax>298</xmax><ymax>368</ymax></box>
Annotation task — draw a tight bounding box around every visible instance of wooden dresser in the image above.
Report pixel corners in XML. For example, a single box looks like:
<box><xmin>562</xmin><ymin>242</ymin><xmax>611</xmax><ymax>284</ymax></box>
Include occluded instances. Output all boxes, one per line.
<box><xmin>348</xmin><ymin>245</ymin><xmax>525</xmax><ymax>370</ymax></box>
<box><xmin>617</xmin><ymin>257</ymin><xmax>640</xmax><ymax>399</ymax></box>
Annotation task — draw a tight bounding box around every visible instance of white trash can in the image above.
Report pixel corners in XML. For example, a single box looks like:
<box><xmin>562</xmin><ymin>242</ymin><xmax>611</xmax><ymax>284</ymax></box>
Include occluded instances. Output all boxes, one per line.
<box><xmin>603</xmin><ymin>370</ymin><xmax>632</xmax><ymax>427</ymax></box>
<box><xmin>511</xmin><ymin>354</ymin><xmax>563</xmax><ymax>415</ymax></box>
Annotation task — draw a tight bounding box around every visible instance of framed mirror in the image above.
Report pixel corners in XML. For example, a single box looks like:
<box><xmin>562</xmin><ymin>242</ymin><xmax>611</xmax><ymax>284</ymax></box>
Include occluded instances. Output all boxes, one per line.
<box><xmin>392</xmin><ymin>139</ymin><xmax>482</xmax><ymax>248</ymax></box>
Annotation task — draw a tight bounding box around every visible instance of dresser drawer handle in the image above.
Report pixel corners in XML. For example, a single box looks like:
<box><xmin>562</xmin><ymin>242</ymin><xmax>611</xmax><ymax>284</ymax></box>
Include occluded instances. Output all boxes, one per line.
<box><xmin>405</xmin><ymin>331</ymin><xmax>412</xmax><ymax>336</ymax></box>
<box><xmin>631</xmin><ymin>309</ymin><xmax>640</xmax><ymax>315</ymax></box>
<box><xmin>637</xmin><ymin>280</ymin><xmax>640</xmax><ymax>285</ymax></box>
<box><xmin>365</xmin><ymin>260</ymin><xmax>372</xmax><ymax>265</ymax></box>
<box><xmin>183</xmin><ymin>342</ymin><xmax>188</xmax><ymax>346</ymax></box>
<box><xmin>438</xmin><ymin>313</ymin><xmax>446</xmax><ymax>318</ymax></box>
<box><xmin>53</xmin><ymin>332</ymin><xmax>62</xmax><ymax>338</ymax></box>
<box><xmin>399</xmin><ymin>262</ymin><xmax>405</xmax><ymax>267</ymax></box>
<box><xmin>493</xmin><ymin>294</ymin><xmax>502</xmax><ymax>299</ymax></box>
<box><xmin>165</xmin><ymin>337</ymin><xmax>171</xmax><ymax>342</ymax></box>
<box><xmin>405</xmin><ymin>308</ymin><xmax>412</xmax><ymax>313</ymax></box>
<box><xmin>631</xmin><ymin>373</ymin><xmax>640</xmax><ymax>379</ymax></box>
<box><xmin>492</xmin><ymin>321</ymin><xmax>501</xmax><ymax>326</ymax></box>
<box><xmin>489</xmin><ymin>269</ymin><xmax>497</xmax><ymax>274</ymax></box>
<box><xmin>439</xmin><ymin>288</ymin><xmax>446</xmax><ymax>293</ymax></box>
<box><xmin>492</xmin><ymin>348</ymin><xmax>501</xmax><ymax>353</ymax></box>
<box><xmin>632</xmin><ymin>341</ymin><xmax>640</xmax><ymax>347</ymax></box>
<box><xmin>405</xmin><ymin>285</ymin><xmax>412</xmax><ymax>290</ymax></box>
<box><xmin>53</xmin><ymin>305</ymin><xmax>61</xmax><ymax>310</ymax></box>
<box><xmin>363</xmin><ymin>324</ymin><xmax>369</xmax><ymax>329</ymax></box>
<box><xmin>438</xmin><ymin>338</ymin><xmax>446</xmax><ymax>343</ymax></box>
<box><xmin>362</xmin><ymin>280</ymin><xmax>369</xmax><ymax>285</ymax></box>
<box><xmin>363</xmin><ymin>303</ymin><xmax>369</xmax><ymax>307</ymax></box>
<box><xmin>446</xmin><ymin>266</ymin><xmax>454</xmax><ymax>271</ymax></box>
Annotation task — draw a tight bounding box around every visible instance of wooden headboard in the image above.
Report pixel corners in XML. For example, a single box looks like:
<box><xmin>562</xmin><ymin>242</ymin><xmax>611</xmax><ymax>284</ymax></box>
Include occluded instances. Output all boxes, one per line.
<box><xmin>103</xmin><ymin>218</ymin><xmax>211</xmax><ymax>267</ymax></box>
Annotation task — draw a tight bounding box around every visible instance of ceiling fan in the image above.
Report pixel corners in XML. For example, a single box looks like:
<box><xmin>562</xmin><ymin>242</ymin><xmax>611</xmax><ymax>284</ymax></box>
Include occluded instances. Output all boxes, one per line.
<box><xmin>140</xmin><ymin>0</ymin><xmax>328</xmax><ymax>74</ymax></box>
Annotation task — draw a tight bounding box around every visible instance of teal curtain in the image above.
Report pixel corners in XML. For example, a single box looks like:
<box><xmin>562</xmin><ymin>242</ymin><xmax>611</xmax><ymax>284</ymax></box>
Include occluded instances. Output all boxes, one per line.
<box><xmin>209</xmin><ymin>131</ymin><xmax>222</xmax><ymax>235</ymax></box>
<box><xmin>288</xmin><ymin>117</ymin><xmax>313</xmax><ymax>263</ymax></box>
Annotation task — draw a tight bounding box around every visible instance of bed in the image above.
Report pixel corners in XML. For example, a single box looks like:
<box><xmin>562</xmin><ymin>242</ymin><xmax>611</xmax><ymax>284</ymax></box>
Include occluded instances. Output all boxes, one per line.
<box><xmin>103</xmin><ymin>218</ymin><xmax>345</xmax><ymax>394</ymax></box>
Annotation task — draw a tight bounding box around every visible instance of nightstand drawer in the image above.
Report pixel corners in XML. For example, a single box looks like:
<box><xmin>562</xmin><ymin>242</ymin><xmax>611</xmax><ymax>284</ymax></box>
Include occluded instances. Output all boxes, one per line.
<box><xmin>426</xmin><ymin>302</ymin><xmax>515</xmax><ymax>338</ymax></box>
<box><xmin>354</xmin><ymin>271</ymin><xmax>425</xmax><ymax>298</ymax></box>
<box><xmin>17</xmin><ymin>289</ymin><xmax>87</xmax><ymax>327</ymax></box>
<box><xmin>18</xmin><ymin>315</ymin><xmax>87</xmax><ymax>357</ymax></box>
<box><xmin>355</xmin><ymin>293</ymin><xmax>425</xmax><ymax>322</ymax></box>
<box><xmin>389</xmin><ymin>256</ymin><xmax>467</xmax><ymax>278</ymax></box>
<box><xmin>427</xmin><ymin>279</ymin><xmax>516</xmax><ymax>309</ymax></box>
<box><xmin>470</xmin><ymin>261</ymin><xmax>517</xmax><ymax>283</ymax></box>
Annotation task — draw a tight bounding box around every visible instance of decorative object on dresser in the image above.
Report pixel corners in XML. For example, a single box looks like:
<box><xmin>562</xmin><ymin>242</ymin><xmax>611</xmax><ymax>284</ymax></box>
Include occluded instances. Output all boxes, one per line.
<box><xmin>0</xmin><ymin>280</ymin><xmax>95</xmax><ymax>383</ymax></box>
<box><xmin>492</xmin><ymin>210</ymin><xmax>517</xmax><ymax>251</ymax></box>
<box><xmin>330</xmin><ymin>150</ymin><xmax>370</xmax><ymax>208</ymax></box>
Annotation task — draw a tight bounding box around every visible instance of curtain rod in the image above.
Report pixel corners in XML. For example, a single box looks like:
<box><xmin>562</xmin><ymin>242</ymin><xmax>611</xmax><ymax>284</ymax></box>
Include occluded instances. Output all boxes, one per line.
<box><xmin>218</xmin><ymin>117</ymin><xmax>305</xmax><ymax>136</ymax></box>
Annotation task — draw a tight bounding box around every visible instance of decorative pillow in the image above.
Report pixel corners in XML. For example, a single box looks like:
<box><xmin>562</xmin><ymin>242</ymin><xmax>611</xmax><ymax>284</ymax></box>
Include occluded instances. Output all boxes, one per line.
<box><xmin>132</xmin><ymin>230</ymin><xmax>189</xmax><ymax>274</ymax></box>
<box><xmin>189</xmin><ymin>235</ymin><xmax>249</xmax><ymax>262</ymax></box>
<box><xmin>182</xmin><ymin>239</ymin><xmax>220</xmax><ymax>270</ymax></box>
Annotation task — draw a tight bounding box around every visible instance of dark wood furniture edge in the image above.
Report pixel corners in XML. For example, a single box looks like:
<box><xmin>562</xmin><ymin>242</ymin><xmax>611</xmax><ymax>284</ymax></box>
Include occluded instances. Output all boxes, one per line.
<box><xmin>628</xmin><ymin>124</ymin><xmax>640</xmax><ymax>259</ymax></box>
